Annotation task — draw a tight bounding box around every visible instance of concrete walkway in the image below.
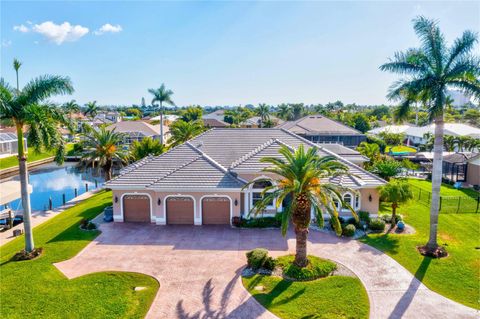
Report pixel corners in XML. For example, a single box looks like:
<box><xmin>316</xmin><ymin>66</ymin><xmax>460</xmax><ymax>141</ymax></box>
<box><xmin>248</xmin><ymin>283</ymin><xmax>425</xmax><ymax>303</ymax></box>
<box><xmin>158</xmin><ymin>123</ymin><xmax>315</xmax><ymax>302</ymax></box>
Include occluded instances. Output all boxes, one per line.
<box><xmin>55</xmin><ymin>224</ymin><xmax>478</xmax><ymax>319</ymax></box>
<box><xmin>0</xmin><ymin>189</ymin><xmax>101</xmax><ymax>246</ymax></box>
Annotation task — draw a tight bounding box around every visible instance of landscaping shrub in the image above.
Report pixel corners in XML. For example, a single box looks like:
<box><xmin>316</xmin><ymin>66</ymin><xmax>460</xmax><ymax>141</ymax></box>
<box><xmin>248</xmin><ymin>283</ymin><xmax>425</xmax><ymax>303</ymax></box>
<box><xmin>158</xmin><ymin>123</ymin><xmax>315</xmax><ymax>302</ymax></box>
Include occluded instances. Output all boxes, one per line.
<box><xmin>246</xmin><ymin>248</ymin><xmax>269</xmax><ymax>270</ymax></box>
<box><xmin>239</xmin><ymin>216</ymin><xmax>281</xmax><ymax>228</ymax></box>
<box><xmin>346</xmin><ymin>217</ymin><xmax>360</xmax><ymax>227</ymax></box>
<box><xmin>276</xmin><ymin>255</ymin><xmax>337</xmax><ymax>281</ymax></box>
<box><xmin>231</xmin><ymin>216</ymin><xmax>241</xmax><ymax>227</ymax></box>
<box><xmin>369</xmin><ymin>218</ymin><xmax>386</xmax><ymax>232</ymax></box>
<box><xmin>359</xmin><ymin>211</ymin><xmax>370</xmax><ymax>222</ymax></box>
<box><xmin>86</xmin><ymin>222</ymin><xmax>97</xmax><ymax>230</ymax></box>
<box><xmin>343</xmin><ymin>224</ymin><xmax>356</xmax><ymax>237</ymax></box>
<box><xmin>263</xmin><ymin>256</ymin><xmax>276</xmax><ymax>271</ymax></box>
<box><xmin>381</xmin><ymin>214</ymin><xmax>403</xmax><ymax>224</ymax></box>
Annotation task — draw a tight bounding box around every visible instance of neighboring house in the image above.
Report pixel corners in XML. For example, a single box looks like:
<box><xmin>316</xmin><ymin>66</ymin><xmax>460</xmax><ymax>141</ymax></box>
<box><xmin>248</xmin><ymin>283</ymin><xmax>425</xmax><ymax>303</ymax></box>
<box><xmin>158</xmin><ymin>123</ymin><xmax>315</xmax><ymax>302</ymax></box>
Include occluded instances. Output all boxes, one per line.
<box><xmin>95</xmin><ymin>111</ymin><xmax>122</xmax><ymax>124</ymax></box>
<box><xmin>368</xmin><ymin>123</ymin><xmax>480</xmax><ymax>146</ymax></box>
<box><xmin>317</xmin><ymin>143</ymin><xmax>369</xmax><ymax>167</ymax></box>
<box><xmin>441</xmin><ymin>152</ymin><xmax>477</xmax><ymax>183</ymax></box>
<box><xmin>466</xmin><ymin>154</ymin><xmax>480</xmax><ymax>188</ymax></box>
<box><xmin>106</xmin><ymin>121</ymin><xmax>169</xmax><ymax>145</ymax></box>
<box><xmin>202</xmin><ymin>110</ymin><xmax>229</xmax><ymax>128</ymax></box>
<box><xmin>0</xmin><ymin>132</ymin><xmax>26</xmax><ymax>158</ymax></box>
<box><xmin>106</xmin><ymin>128</ymin><xmax>385</xmax><ymax>225</ymax></box>
<box><xmin>149</xmin><ymin>114</ymin><xmax>180</xmax><ymax>123</ymax></box>
<box><xmin>276</xmin><ymin>115</ymin><xmax>366</xmax><ymax>147</ymax></box>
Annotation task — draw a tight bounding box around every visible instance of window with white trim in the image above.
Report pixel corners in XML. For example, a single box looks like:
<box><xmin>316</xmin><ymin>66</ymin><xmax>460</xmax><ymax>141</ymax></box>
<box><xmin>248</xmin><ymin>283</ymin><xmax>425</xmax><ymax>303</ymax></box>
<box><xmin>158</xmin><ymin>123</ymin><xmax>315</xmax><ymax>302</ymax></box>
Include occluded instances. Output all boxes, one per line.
<box><xmin>343</xmin><ymin>193</ymin><xmax>353</xmax><ymax>208</ymax></box>
<box><xmin>251</xmin><ymin>180</ymin><xmax>274</xmax><ymax>208</ymax></box>
<box><xmin>355</xmin><ymin>193</ymin><xmax>360</xmax><ymax>210</ymax></box>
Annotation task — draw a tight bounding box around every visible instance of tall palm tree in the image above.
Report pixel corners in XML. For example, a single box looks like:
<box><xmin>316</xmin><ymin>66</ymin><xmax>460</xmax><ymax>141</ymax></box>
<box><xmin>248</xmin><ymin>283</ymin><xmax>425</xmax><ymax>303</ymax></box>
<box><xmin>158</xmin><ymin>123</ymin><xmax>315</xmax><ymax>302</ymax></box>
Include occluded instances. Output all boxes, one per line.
<box><xmin>379</xmin><ymin>180</ymin><xmax>413</xmax><ymax>226</ymax></box>
<box><xmin>167</xmin><ymin>120</ymin><xmax>204</xmax><ymax>147</ymax></box>
<box><xmin>0</xmin><ymin>60</ymin><xmax>73</xmax><ymax>253</ymax></box>
<box><xmin>380</xmin><ymin>16</ymin><xmax>480</xmax><ymax>254</ymax></box>
<box><xmin>81</xmin><ymin>126</ymin><xmax>127</xmax><ymax>181</ymax></box>
<box><xmin>256</xmin><ymin>103</ymin><xmax>271</xmax><ymax>128</ymax></box>
<box><xmin>62</xmin><ymin>100</ymin><xmax>80</xmax><ymax>126</ymax></box>
<box><xmin>83</xmin><ymin>101</ymin><xmax>98</xmax><ymax>119</ymax></box>
<box><xmin>277</xmin><ymin>103</ymin><xmax>292</xmax><ymax>121</ymax></box>
<box><xmin>13</xmin><ymin>59</ymin><xmax>21</xmax><ymax>92</ymax></box>
<box><xmin>148</xmin><ymin>84</ymin><xmax>175</xmax><ymax>145</ymax></box>
<box><xmin>129</xmin><ymin>137</ymin><xmax>165</xmax><ymax>161</ymax></box>
<box><xmin>248</xmin><ymin>144</ymin><xmax>357</xmax><ymax>267</ymax></box>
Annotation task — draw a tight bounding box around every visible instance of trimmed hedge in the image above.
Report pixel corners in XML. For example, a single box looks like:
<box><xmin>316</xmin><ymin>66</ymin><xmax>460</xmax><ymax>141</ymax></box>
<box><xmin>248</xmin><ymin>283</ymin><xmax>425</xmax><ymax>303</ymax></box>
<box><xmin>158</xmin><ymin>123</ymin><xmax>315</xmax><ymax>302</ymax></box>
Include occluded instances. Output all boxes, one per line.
<box><xmin>246</xmin><ymin>248</ymin><xmax>269</xmax><ymax>270</ymax></box>
<box><xmin>369</xmin><ymin>218</ymin><xmax>386</xmax><ymax>232</ymax></box>
<box><xmin>276</xmin><ymin>255</ymin><xmax>337</xmax><ymax>281</ymax></box>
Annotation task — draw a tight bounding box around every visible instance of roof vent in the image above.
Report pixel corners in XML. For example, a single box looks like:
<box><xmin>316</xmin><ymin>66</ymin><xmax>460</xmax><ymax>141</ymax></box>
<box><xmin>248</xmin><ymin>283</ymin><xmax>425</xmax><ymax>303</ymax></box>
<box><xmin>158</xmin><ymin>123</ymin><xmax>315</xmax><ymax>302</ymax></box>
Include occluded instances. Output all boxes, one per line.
<box><xmin>197</xmin><ymin>141</ymin><xmax>204</xmax><ymax>148</ymax></box>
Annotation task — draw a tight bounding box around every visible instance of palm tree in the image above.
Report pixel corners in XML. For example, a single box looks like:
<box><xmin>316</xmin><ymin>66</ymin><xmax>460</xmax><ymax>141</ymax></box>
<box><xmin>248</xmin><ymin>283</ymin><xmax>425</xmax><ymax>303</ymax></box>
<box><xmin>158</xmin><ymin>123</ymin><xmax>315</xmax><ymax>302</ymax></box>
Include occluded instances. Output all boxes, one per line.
<box><xmin>443</xmin><ymin>135</ymin><xmax>456</xmax><ymax>152</ymax></box>
<box><xmin>13</xmin><ymin>59</ymin><xmax>21</xmax><ymax>92</ymax></box>
<box><xmin>290</xmin><ymin>103</ymin><xmax>305</xmax><ymax>120</ymax></box>
<box><xmin>465</xmin><ymin>137</ymin><xmax>480</xmax><ymax>152</ymax></box>
<box><xmin>247</xmin><ymin>144</ymin><xmax>357</xmax><ymax>267</ymax></box>
<box><xmin>256</xmin><ymin>103</ymin><xmax>271</xmax><ymax>128</ymax></box>
<box><xmin>130</xmin><ymin>137</ymin><xmax>165</xmax><ymax>161</ymax></box>
<box><xmin>168</xmin><ymin>120</ymin><xmax>204</xmax><ymax>147</ymax></box>
<box><xmin>357</xmin><ymin>142</ymin><xmax>381</xmax><ymax>169</ymax></box>
<box><xmin>277</xmin><ymin>103</ymin><xmax>292</xmax><ymax>121</ymax></box>
<box><xmin>380</xmin><ymin>16</ymin><xmax>480</xmax><ymax>254</ymax></box>
<box><xmin>455</xmin><ymin>135</ymin><xmax>471</xmax><ymax>152</ymax></box>
<box><xmin>81</xmin><ymin>126</ymin><xmax>127</xmax><ymax>180</ymax></box>
<box><xmin>83</xmin><ymin>101</ymin><xmax>98</xmax><ymax>119</ymax></box>
<box><xmin>62</xmin><ymin>100</ymin><xmax>80</xmax><ymax>126</ymax></box>
<box><xmin>0</xmin><ymin>60</ymin><xmax>73</xmax><ymax>253</ymax></box>
<box><xmin>148</xmin><ymin>84</ymin><xmax>175</xmax><ymax>145</ymax></box>
<box><xmin>379</xmin><ymin>180</ymin><xmax>413</xmax><ymax>227</ymax></box>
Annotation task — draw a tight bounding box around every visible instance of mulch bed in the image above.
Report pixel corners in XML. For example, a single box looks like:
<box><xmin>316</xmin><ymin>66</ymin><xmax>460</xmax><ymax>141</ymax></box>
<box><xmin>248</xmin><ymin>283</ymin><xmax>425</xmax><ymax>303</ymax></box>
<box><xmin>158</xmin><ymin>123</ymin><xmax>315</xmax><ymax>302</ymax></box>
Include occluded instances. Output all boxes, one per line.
<box><xmin>12</xmin><ymin>247</ymin><xmax>43</xmax><ymax>261</ymax></box>
<box><xmin>417</xmin><ymin>245</ymin><xmax>448</xmax><ymax>258</ymax></box>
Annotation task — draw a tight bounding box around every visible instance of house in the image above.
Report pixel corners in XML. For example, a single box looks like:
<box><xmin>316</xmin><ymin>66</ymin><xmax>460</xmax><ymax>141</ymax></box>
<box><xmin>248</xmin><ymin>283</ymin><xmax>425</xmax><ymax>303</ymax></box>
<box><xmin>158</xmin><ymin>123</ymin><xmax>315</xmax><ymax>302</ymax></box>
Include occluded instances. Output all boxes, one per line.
<box><xmin>317</xmin><ymin>143</ymin><xmax>369</xmax><ymax>167</ymax></box>
<box><xmin>202</xmin><ymin>110</ymin><xmax>229</xmax><ymax>128</ymax></box>
<box><xmin>95</xmin><ymin>111</ymin><xmax>122</xmax><ymax>124</ymax></box>
<box><xmin>441</xmin><ymin>152</ymin><xmax>477</xmax><ymax>183</ymax></box>
<box><xmin>106</xmin><ymin>121</ymin><xmax>169</xmax><ymax>145</ymax></box>
<box><xmin>276</xmin><ymin>115</ymin><xmax>366</xmax><ymax>147</ymax></box>
<box><xmin>106</xmin><ymin>128</ymin><xmax>385</xmax><ymax>225</ymax></box>
<box><xmin>0</xmin><ymin>132</ymin><xmax>27</xmax><ymax>158</ymax></box>
<box><xmin>239</xmin><ymin>116</ymin><xmax>284</xmax><ymax>128</ymax></box>
<box><xmin>466</xmin><ymin>154</ymin><xmax>480</xmax><ymax>188</ymax></box>
<box><xmin>368</xmin><ymin>123</ymin><xmax>480</xmax><ymax>146</ymax></box>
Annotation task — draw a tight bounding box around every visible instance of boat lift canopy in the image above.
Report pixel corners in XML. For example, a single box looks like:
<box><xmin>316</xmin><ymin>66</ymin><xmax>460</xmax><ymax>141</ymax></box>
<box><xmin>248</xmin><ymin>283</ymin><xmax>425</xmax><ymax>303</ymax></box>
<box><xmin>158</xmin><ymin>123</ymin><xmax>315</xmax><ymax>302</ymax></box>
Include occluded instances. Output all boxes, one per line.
<box><xmin>0</xmin><ymin>181</ymin><xmax>33</xmax><ymax>206</ymax></box>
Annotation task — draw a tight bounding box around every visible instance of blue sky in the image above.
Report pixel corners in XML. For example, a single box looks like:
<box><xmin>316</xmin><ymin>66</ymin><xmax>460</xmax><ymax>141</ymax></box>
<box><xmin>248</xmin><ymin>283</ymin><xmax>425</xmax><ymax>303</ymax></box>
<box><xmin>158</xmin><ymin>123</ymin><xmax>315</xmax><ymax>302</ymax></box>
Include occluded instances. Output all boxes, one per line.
<box><xmin>1</xmin><ymin>1</ymin><xmax>479</xmax><ymax>107</ymax></box>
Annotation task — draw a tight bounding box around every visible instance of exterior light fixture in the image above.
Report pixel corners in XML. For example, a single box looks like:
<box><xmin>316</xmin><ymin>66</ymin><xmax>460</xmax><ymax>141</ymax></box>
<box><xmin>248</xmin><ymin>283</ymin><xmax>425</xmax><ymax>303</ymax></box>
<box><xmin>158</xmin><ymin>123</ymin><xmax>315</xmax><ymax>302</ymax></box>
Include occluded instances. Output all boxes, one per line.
<box><xmin>115</xmin><ymin>196</ymin><xmax>118</xmax><ymax>203</ymax></box>
<box><xmin>158</xmin><ymin>198</ymin><xmax>162</xmax><ymax>206</ymax></box>
<box><xmin>234</xmin><ymin>199</ymin><xmax>238</xmax><ymax>206</ymax></box>
<box><xmin>368</xmin><ymin>194</ymin><xmax>372</xmax><ymax>202</ymax></box>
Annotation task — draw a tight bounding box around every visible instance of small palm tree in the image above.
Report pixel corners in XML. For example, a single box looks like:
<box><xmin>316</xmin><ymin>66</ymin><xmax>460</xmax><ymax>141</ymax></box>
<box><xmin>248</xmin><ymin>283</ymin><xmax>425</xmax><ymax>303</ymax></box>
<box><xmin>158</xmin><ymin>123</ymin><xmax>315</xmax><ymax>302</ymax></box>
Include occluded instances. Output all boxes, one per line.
<box><xmin>277</xmin><ymin>104</ymin><xmax>292</xmax><ymax>121</ymax></box>
<box><xmin>81</xmin><ymin>126</ymin><xmax>127</xmax><ymax>180</ymax></box>
<box><xmin>168</xmin><ymin>120</ymin><xmax>204</xmax><ymax>147</ymax></box>
<box><xmin>247</xmin><ymin>144</ymin><xmax>357</xmax><ymax>267</ymax></box>
<box><xmin>443</xmin><ymin>135</ymin><xmax>456</xmax><ymax>152</ymax></box>
<box><xmin>84</xmin><ymin>101</ymin><xmax>98</xmax><ymax>119</ymax></box>
<box><xmin>379</xmin><ymin>180</ymin><xmax>413</xmax><ymax>227</ymax></box>
<box><xmin>130</xmin><ymin>137</ymin><xmax>165</xmax><ymax>161</ymax></box>
<box><xmin>380</xmin><ymin>16</ymin><xmax>480</xmax><ymax>254</ymax></box>
<box><xmin>256</xmin><ymin>103</ymin><xmax>271</xmax><ymax>128</ymax></box>
<box><xmin>148</xmin><ymin>84</ymin><xmax>175</xmax><ymax>145</ymax></box>
<box><xmin>0</xmin><ymin>59</ymin><xmax>73</xmax><ymax>253</ymax></box>
<box><xmin>357</xmin><ymin>142</ymin><xmax>381</xmax><ymax>169</ymax></box>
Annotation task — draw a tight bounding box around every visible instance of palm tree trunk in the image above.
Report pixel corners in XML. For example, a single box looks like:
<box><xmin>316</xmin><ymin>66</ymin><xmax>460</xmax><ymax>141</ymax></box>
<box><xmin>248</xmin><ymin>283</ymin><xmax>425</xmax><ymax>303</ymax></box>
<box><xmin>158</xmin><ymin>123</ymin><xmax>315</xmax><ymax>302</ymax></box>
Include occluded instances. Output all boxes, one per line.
<box><xmin>294</xmin><ymin>226</ymin><xmax>308</xmax><ymax>267</ymax></box>
<box><xmin>160</xmin><ymin>102</ymin><xmax>164</xmax><ymax>146</ymax></box>
<box><xmin>391</xmin><ymin>203</ymin><xmax>397</xmax><ymax>226</ymax></box>
<box><xmin>104</xmin><ymin>159</ymin><xmax>113</xmax><ymax>181</ymax></box>
<box><xmin>427</xmin><ymin>113</ymin><xmax>444</xmax><ymax>250</ymax></box>
<box><xmin>16</xmin><ymin>123</ymin><xmax>35</xmax><ymax>252</ymax></box>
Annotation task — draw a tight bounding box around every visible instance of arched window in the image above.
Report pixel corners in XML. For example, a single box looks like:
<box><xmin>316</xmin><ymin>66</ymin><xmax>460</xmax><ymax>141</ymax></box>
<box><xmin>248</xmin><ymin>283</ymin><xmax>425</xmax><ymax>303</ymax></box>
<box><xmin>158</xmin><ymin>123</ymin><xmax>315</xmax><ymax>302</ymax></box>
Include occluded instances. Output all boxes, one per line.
<box><xmin>343</xmin><ymin>193</ymin><xmax>353</xmax><ymax>208</ymax></box>
<box><xmin>332</xmin><ymin>197</ymin><xmax>340</xmax><ymax>210</ymax></box>
<box><xmin>251</xmin><ymin>179</ymin><xmax>274</xmax><ymax>208</ymax></box>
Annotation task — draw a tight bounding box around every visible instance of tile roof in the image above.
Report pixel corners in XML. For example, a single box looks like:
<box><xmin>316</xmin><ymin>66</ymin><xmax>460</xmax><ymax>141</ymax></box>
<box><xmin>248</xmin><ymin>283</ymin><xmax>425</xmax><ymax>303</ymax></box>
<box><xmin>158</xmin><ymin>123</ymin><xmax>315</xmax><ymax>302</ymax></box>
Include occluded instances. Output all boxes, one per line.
<box><xmin>107</xmin><ymin>128</ymin><xmax>385</xmax><ymax>189</ymax></box>
<box><xmin>276</xmin><ymin>115</ymin><xmax>364</xmax><ymax>136</ymax></box>
<box><xmin>107</xmin><ymin>121</ymin><xmax>168</xmax><ymax>137</ymax></box>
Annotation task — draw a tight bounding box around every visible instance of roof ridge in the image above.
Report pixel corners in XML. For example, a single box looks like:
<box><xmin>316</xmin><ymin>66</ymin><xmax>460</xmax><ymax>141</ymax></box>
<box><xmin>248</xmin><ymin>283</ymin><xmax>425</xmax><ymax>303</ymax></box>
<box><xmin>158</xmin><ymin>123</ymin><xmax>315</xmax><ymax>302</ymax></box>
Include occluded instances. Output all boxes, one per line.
<box><xmin>230</xmin><ymin>138</ymin><xmax>277</xmax><ymax>169</ymax></box>
<box><xmin>147</xmin><ymin>155</ymin><xmax>203</xmax><ymax>186</ymax></box>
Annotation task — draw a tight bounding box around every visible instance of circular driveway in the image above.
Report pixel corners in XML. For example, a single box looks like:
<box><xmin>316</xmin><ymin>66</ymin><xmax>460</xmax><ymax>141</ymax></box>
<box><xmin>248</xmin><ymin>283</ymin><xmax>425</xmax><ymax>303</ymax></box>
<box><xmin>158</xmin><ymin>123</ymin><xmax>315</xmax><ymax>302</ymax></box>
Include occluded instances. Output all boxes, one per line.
<box><xmin>55</xmin><ymin>223</ymin><xmax>478</xmax><ymax>319</ymax></box>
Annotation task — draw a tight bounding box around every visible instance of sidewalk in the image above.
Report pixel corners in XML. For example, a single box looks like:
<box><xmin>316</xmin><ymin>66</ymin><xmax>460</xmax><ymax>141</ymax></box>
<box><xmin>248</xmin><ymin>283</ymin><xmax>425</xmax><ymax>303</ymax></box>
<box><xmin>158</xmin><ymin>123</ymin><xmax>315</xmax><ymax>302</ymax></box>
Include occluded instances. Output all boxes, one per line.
<box><xmin>0</xmin><ymin>189</ymin><xmax>102</xmax><ymax>246</ymax></box>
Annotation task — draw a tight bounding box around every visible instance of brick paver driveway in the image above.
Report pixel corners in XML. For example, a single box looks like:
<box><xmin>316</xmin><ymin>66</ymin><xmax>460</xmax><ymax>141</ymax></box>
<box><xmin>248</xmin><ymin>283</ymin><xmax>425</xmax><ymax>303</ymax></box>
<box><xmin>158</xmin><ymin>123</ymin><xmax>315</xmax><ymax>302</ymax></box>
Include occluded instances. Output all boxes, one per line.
<box><xmin>55</xmin><ymin>223</ymin><xmax>477</xmax><ymax>319</ymax></box>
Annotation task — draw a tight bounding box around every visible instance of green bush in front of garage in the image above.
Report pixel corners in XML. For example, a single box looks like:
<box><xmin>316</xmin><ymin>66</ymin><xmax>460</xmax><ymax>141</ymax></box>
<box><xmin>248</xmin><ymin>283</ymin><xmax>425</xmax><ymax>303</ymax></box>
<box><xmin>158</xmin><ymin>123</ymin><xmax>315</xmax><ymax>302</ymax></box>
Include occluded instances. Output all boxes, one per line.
<box><xmin>237</xmin><ymin>213</ymin><xmax>282</xmax><ymax>228</ymax></box>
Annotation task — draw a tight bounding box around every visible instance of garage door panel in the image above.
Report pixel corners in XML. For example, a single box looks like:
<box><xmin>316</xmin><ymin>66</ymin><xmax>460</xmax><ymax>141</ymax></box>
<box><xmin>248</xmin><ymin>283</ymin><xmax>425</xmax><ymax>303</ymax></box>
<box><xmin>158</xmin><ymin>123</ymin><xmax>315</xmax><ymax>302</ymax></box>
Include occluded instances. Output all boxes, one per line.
<box><xmin>123</xmin><ymin>195</ymin><xmax>150</xmax><ymax>222</ymax></box>
<box><xmin>167</xmin><ymin>197</ymin><xmax>194</xmax><ymax>224</ymax></box>
<box><xmin>202</xmin><ymin>197</ymin><xmax>230</xmax><ymax>225</ymax></box>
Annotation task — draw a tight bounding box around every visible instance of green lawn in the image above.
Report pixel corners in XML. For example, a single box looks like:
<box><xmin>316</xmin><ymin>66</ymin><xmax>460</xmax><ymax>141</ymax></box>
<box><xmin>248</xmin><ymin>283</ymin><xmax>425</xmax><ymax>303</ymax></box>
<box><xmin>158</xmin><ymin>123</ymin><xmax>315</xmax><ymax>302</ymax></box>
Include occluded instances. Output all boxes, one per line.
<box><xmin>408</xmin><ymin>178</ymin><xmax>480</xmax><ymax>198</ymax></box>
<box><xmin>361</xmin><ymin>180</ymin><xmax>480</xmax><ymax>309</ymax></box>
<box><xmin>385</xmin><ymin>145</ymin><xmax>417</xmax><ymax>153</ymax></box>
<box><xmin>0</xmin><ymin>190</ymin><xmax>159</xmax><ymax>319</ymax></box>
<box><xmin>243</xmin><ymin>275</ymin><xmax>369</xmax><ymax>319</ymax></box>
<box><xmin>0</xmin><ymin>144</ymin><xmax>74</xmax><ymax>170</ymax></box>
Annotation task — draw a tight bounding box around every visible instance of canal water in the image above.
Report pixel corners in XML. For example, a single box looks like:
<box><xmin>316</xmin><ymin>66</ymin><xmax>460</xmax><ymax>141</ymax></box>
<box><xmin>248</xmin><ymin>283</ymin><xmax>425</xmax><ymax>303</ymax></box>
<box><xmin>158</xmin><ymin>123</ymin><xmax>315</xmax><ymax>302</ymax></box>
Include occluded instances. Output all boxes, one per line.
<box><xmin>4</xmin><ymin>162</ymin><xmax>105</xmax><ymax>212</ymax></box>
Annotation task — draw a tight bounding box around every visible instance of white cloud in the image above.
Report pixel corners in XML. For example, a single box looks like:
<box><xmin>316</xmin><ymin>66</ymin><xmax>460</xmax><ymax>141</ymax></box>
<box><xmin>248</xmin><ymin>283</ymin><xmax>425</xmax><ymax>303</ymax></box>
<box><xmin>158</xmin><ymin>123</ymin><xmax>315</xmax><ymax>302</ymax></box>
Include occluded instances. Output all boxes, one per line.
<box><xmin>32</xmin><ymin>21</ymin><xmax>89</xmax><ymax>45</ymax></box>
<box><xmin>1</xmin><ymin>40</ymin><xmax>12</xmax><ymax>47</ymax></box>
<box><xmin>13</xmin><ymin>24</ymin><xmax>29</xmax><ymax>33</ymax></box>
<box><xmin>94</xmin><ymin>23</ymin><xmax>122</xmax><ymax>35</ymax></box>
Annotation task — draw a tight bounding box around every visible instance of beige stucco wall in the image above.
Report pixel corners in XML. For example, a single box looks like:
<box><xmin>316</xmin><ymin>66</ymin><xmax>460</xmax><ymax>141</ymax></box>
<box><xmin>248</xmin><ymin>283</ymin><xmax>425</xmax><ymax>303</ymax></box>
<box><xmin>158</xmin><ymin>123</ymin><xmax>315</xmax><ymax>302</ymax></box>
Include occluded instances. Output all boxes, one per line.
<box><xmin>359</xmin><ymin>188</ymin><xmax>380</xmax><ymax>214</ymax></box>
<box><xmin>112</xmin><ymin>189</ymin><xmax>242</xmax><ymax>225</ymax></box>
<box><xmin>466</xmin><ymin>163</ymin><xmax>480</xmax><ymax>186</ymax></box>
